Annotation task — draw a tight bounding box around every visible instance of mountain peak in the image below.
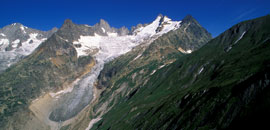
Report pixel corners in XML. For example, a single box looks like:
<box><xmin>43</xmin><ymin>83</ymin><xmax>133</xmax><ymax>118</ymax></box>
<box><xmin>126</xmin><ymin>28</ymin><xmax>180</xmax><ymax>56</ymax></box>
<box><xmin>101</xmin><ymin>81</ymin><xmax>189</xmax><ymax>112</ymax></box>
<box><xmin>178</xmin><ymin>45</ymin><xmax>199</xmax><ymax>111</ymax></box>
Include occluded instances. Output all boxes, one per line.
<box><xmin>60</xmin><ymin>19</ymin><xmax>77</xmax><ymax>31</ymax></box>
<box><xmin>182</xmin><ymin>14</ymin><xmax>197</xmax><ymax>24</ymax></box>
<box><xmin>99</xmin><ymin>19</ymin><xmax>108</xmax><ymax>24</ymax></box>
<box><xmin>11</xmin><ymin>23</ymin><xmax>23</xmax><ymax>26</ymax></box>
<box><xmin>51</xmin><ymin>27</ymin><xmax>58</xmax><ymax>32</ymax></box>
<box><xmin>157</xmin><ymin>14</ymin><xmax>164</xmax><ymax>18</ymax></box>
<box><xmin>63</xmin><ymin>19</ymin><xmax>74</xmax><ymax>25</ymax></box>
<box><xmin>98</xmin><ymin>19</ymin><xmax>110</xmax><ymax>29</ymax></box>
<box><xmin>183</xmin><ymin>14</ymin><xmax>193</xmax><ymax>19</ymax></box>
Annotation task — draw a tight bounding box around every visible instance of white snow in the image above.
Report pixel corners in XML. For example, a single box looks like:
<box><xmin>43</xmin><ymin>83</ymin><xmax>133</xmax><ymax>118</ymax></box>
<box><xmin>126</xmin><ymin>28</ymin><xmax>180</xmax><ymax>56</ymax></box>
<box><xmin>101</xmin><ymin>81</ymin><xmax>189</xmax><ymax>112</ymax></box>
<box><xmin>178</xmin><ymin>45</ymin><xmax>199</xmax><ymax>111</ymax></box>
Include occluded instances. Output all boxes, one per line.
<box><xmin>12</xmin><ymin>39</ymin><xmax>20</xmax><ymax>48</ymax></box>
<box><xmin>133</xmin><ymin>16</ymin><xmax>180</xmax><ymax>39</ymax></box>
<box><xmin>0</xmin><ymin>33</ymin><xmax>6</xmax><ymax>37</ymax></box>
<box><xmin>58</xmin><ymin>35</ymin><xmax>69</xmax><ymax>42</ymax></box>
<box><xmin>234</xmin><ymin>31</ymin><xmax>246</xmax><ymax>44</ymax></box>
<box><xmin>198</xmin><ymin>67</ymin><xmax>204</xmax><ymax>74</ymax></box>
<box><xmin>17</xmin><ymin>33</ymin><xmax>46</xmax><ymax>55</ymax></box>
<box><xmin>101</xmin><ymin>27</ymin><xmax>106</xmax><ymax>33</ymax></box>
<box><xmin>20</xmin><ymin>26</ymin><xmax>26</xmax><ymax>33</ymax></box>
<box><xmin>132</xmin><ymin>53</ymin><xmax>142</xmax><ymax>61</ymax></box>
<box><xmin>226</xmin><ymin>46</ymin><xmax>232</xmax><ymax>52</ymax></box>
<box><xmin>0</xmin><ymin>39</ymin><xmax>9</xmax><ymax>47</ymax></box>
<box><xmin>134</xmin><ymin>16</ymin><xmax>162</xmax><ymax>38</ymax></box>
<box><xmin>49</xmin><ymin>15</ymin><xmax>183</xmax><ymax>124</ymax></box>
<box><xmin>85</xmin><ymin>24</ymin><xmax>91</xmax><ymax>27</ymax></box>
<box><xmin>85</xmin><ymin>117</ymin><xmax>102</xmax><ymax>130</ymax></box>
<box><xmin>163</xmin><ymin>16</ymin><xmax>171</xmax><ymax>22</ymax></box>
<box><xmin>0</xmin><ymin>33</ymin><xmax>46</xmax><ymax>72</ymax></box>
<box><xmin>73</xmin><ymin>16</ymin><xmax>182</xmax><ymax>58</ymax></box>
<box><xmin>158</xmin><ymin>17</ymin><xmax>181</xmax><ymax>35</ymax></box>
<box><xmin>150</xmin><ymin>64</ymin><xmax>167</xmax><ymax>76</ymax></box>
<box><xmin>158</xmin><ymin>64</ymin><xmax>166</xmax><ymax>69</ymax></box>
<box><xmin>1</xmin><ymin>33</ymin><xmax>46</xmax><ymax>59</ymax></box>
<box><xmin>107</xmin><ymin>32</ymin><xmax>118</xmax><ymax>37</ymax></box>
<box><xmin>186</xmin><ymin>50</ymin><xmax>192</xmax><ymax>53</ymax></box>
<box><xmin>150</xmin><ymin>69</ymin><xmax>157</xmax><ymax>75</ymax></box>
<box><xmin>74</xmin><ymin>33</ymin><xmax>138</xmax><ymax>58</ymax></box>
<box><xmin>12</xmin><ymin>39</ymin><xmax>20</xmax><ymax>44</ymax></box>
<box><xmin>178</xmin><ymin>47</ymin><xmax>192</xmax><ymax>54</ymax></box>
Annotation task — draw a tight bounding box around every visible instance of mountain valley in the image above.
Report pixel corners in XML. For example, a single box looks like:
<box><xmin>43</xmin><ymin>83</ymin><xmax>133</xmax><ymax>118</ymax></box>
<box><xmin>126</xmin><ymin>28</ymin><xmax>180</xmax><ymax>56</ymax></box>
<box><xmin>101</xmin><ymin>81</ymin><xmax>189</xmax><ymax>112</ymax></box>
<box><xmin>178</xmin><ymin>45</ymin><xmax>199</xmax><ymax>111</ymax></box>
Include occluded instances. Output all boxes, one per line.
<box><xmin>0</xmin><ymin>14</ymin><xmax>269</xmax><ymax>130</ymax></box>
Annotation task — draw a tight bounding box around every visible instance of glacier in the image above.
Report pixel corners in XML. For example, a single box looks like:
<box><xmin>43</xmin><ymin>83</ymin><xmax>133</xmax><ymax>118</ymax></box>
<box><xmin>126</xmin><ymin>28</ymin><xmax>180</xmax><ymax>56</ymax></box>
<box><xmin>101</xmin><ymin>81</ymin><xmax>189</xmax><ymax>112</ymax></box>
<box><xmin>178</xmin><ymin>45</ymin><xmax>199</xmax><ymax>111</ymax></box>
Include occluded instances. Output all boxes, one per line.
<box><xmin>48</xmin><ymin>15</ymin><xmax>182</xmax><ymax>123</ymax></box>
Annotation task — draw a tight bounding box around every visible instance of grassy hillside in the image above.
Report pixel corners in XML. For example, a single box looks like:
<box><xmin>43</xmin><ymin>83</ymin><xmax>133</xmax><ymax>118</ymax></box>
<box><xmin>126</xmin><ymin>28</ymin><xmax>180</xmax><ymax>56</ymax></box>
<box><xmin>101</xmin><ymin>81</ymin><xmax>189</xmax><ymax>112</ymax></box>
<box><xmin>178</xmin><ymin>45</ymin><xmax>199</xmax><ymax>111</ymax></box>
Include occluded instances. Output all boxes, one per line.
<box><xmin>91</xmin><ymin>15</ymin><xmax>270</xmax><ymax>129</ymax></box>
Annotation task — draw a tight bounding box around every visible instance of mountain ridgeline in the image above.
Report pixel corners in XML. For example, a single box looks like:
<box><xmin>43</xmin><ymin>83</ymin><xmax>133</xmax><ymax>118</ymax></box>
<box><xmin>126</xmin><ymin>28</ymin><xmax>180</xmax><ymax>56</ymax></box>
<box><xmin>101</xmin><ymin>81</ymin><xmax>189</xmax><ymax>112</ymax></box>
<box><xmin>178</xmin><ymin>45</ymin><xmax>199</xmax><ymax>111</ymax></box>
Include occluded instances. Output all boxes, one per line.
<box><xmin>0</xmin><ymin>23</ymin><xmax>57</xmax><ymax>73</ymax></box>
<box><xmin>0</xmin><ymin>20</ymin><xmax>95</xmax><ymax>128</ymax></box>
<box><xmin>0</xmin><ymin>14</ymin><xmax>269</xmax><ymax>130</ymax></box>
<box><xmin>90</xmin><ymin>15</ymin><xmax>270</xmax><ymax>129</ymax></box>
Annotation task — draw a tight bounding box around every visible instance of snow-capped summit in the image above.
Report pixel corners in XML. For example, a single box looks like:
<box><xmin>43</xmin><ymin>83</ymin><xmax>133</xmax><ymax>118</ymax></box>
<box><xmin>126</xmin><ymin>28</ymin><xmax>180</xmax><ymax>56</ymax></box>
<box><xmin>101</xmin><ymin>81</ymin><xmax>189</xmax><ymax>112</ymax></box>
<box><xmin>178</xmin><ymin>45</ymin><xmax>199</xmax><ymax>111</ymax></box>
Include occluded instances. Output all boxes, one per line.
<box><xmin>71</xmin><ymin>15</ymin><xmax>182</xmax><ymax>58</ymax></box>
<box><xmin>132</xmin><ymin>15</ymin><xmax>181</xmax><ymax>38</ymax></box>
<box><xmin>0</xmin><ymin>23</ymin><xmax>57</xmax><ymax>52</ymax></box>
<box><xmin>0</xmin><ymin>24</ymin><xmax>57</xmax><ymax>72</ymax></box>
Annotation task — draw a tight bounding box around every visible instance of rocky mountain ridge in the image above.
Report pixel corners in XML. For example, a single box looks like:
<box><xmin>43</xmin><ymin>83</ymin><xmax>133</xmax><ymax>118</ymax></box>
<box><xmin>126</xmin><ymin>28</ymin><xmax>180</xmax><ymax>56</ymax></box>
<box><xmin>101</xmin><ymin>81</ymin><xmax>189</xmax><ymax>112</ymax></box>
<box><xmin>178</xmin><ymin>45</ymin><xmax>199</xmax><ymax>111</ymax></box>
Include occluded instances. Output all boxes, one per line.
<box><xmin>0</xmin><ymin>14</ymin><xmax>207</xmax><ymax>130</ymax></box>
<box><xmin>89</xmin><ymin>15</ymin><xmax>270</xmax><ymax>130</ymax></box>
<box><xmin>0</xmin><ymin>23</ymin><xmax>57</xmax><ymax>73</ymax></box>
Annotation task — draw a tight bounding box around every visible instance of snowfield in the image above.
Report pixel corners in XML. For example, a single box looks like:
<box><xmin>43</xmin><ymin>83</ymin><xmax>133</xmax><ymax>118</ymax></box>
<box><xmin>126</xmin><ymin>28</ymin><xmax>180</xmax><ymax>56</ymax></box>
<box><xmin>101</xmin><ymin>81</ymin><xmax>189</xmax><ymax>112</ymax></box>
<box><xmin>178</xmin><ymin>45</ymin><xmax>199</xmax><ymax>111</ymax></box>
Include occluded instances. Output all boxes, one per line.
<box><xmin>49</xmin><ymin>15</ymin><xmax>183</xmax><ymax>126</ymax></box>
<box><xmin>0</xmin><ymin>33</ymin><xmax>46</xmax><ymax>73</ymax></box>
<box><xmin>73</xmin><ymin>15</ymin><xmax>181</xmax><ymax>58</ymax></box>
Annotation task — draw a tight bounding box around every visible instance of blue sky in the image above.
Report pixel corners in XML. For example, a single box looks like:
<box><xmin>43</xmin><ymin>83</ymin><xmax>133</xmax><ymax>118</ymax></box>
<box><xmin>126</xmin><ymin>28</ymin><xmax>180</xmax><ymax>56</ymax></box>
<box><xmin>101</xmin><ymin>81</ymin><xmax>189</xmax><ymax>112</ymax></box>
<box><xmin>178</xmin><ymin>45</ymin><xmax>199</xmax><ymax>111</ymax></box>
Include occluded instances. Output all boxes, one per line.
<box><xmin>0</xmin><ymin>0</ymin><xmax>269</xmax><ymax>37</ymax></box>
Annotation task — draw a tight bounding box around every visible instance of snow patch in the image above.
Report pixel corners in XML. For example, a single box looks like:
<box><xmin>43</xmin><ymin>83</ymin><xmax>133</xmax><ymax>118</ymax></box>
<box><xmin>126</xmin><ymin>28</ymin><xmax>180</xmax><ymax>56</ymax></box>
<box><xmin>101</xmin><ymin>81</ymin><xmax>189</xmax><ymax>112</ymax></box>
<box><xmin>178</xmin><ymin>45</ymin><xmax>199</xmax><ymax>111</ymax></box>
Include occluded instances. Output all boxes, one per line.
<box><xmin>134</xmin><ymin>16</ymin><xmax>181</xmax><ymax>39</ymax></box>
<box><xmin>158</xmin><ymin>19</ymin><xmax>181</xmax><ymax>35</ymax></box>
<box><xmin>12</xmin><ymin>39</ymin><xmax>20</xmax><ymax>48</ymax></box>
<box><xmin>163</xmin><ymin>16</ymin><xmax>171</xmax><ymax>22</ymax></box>
<box><xmin>198</xmin><ymin>67</ymin><xmax>204</xmax><ymax>74</ymax></box>
<box><xmin>132</xmin><ymin>53</ymin><xmax>142</xmax><ymax>61</ymax></box>
<box><xmin>0</xmin><ymin>39</ymin><xmax>9</xmax><ymax>47</ymax></box>
<box><xmin>12</xmin><ymin>39</ymin><xmax>20</xmax><ymax>44</ymax></box>
<box><xmin>186</xmin><ymin>50</ymin><xmax>192</xmax><ymax>53</ymax></box>
<box><xmin>101</xmin><ymin>27</ymin><xmax>106</xmax><ymax>33</ymax></box>
<box><xmin>150</xmin><ymin>64</ymin><xmax>167</xmax><ymax>75</ymax></box>
<box><xmin>73</xmin><ymin>33</ymin><xmax>139</xmax><ymax>57</ymax></box>
<box><xmin>150</xmin><ymin>70</ymin><xmax>157</xmax><ymax>75</ymax></box>
<box><xmin>178</xmin><ymin>47</ymin><xmax>192</xmax><ymax>54</ymax></box>
<box><xmin>0</xmin><ymin>33</ymin><xmax>6</xmax><ymax>37</ymax></box>
<box><xmin>234</xmin><ymin>31</ymin><xmax>246</xmax><ymax>44</ymax></box>
<box><xmin>158</xmin><ymin>64</ymin><xmax>166</xmax><ymax>69</ymax></box>
<box><xmin>107</xmin><ymin>32</ymin><xmax>118</xmax><ymax>37</ymax></box>
<box><xmin>17</xmin><ymin>33</ymin><xmax>46</xmax><ymax>55</ymax></box>
<box><xmin>20</xmin><ymin>26</ymin><xmax>26</xmax><ymax>33</ymax></box>
<box><xmin>134</xmin><ymin>16</ymin><xmax>162</xmax><ymax>37</ymax></box>
<box><xmin>74</xmin><ymin>16</ymin><xmax>182</xmax><ymax>58</ymax></box>
<box><xmin>225</xmin><ymin>46</ymin><xmax>232</xmax><ymax>52</ymax></box>
<box><xmin>85</xmin><ymin>24</ymin><xmax>91</xmax><ymax>27</ymax></box>
<box><xmin>85</xmin><ymin>117</ymin><xmax>102</xmax><ymax>130</ymax></box>
<box><xmin>58</xmin><ymin>35</ymin><xmax>69</xmax><ymax>42</ymax></box>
